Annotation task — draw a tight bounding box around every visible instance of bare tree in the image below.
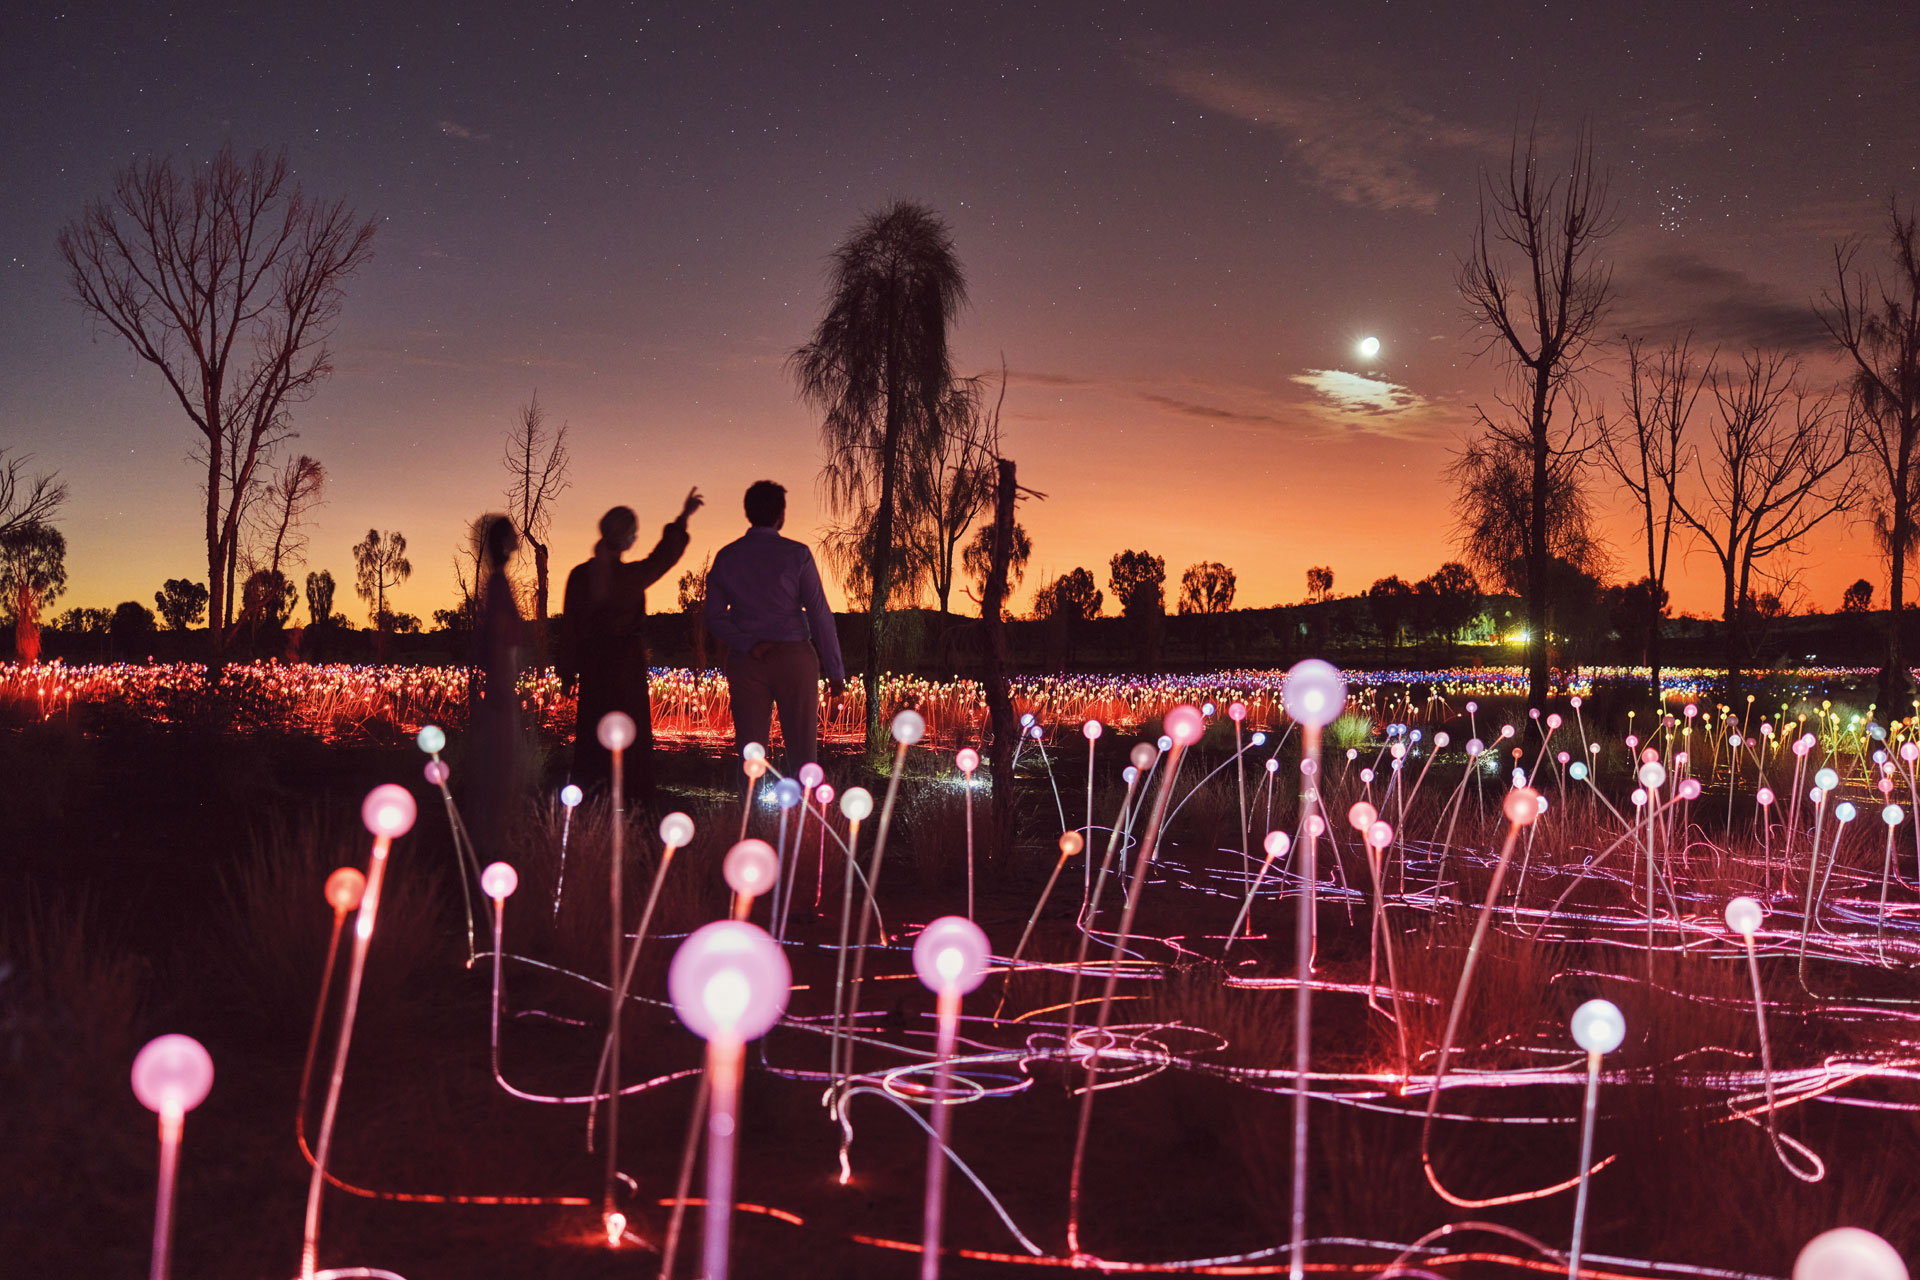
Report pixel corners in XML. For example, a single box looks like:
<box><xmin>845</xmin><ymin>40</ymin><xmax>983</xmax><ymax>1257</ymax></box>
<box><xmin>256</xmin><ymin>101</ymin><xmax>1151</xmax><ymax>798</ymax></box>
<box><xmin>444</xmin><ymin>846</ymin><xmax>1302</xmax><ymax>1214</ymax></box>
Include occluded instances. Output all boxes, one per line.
<box><xmin>0</xmin><ymin>450</ymin><xmax>68</xmax><ymax>539</ymax></box>
<box><xmin>503</xmin><ymin>393</ymin><xmax>570</xmax><ymax>625</ymax></box>
<box><xmin>59</xmin><ymin>145</ymin><xmax>375</xmax><ymax>654</ymax></box>
<box><xmin>1670</xmin><ymin>351</ymin><xmax>1857</xmax><ymax>699</ymax></box>
<box><xmin>906</xmin><ymin>367</ymin><xmax>1002</xmax><ymax>617</ymax></box>
<box><xmin>1457</xmin><ymin>128</ymin><xmax>1615</xmax><ymax>704</ymax></box>
<box><xmin>1820</xmin><ymin>200</ymin><xmax>1920</xmax><ymax>703</ymax></box>
<box><xmin>1598</xmin><ymin>336</ymin><xmax>1708</xmax><ymax>697</ymax></box>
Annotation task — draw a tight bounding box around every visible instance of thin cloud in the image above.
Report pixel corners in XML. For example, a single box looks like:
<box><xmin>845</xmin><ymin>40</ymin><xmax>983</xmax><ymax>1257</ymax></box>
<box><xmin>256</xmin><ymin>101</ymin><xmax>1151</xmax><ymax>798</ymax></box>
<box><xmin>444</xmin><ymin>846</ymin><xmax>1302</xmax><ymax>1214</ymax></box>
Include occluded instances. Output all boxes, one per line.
<box><xmin>1291</xmin><ymin>369</ymin><xmax>1433</xmax><ymax>422</ymax></box>
<box><xmin>1614</xmin><ymin>250</ymin><xmax>1828</xmax><ymax>353</ymax></box>
<box><xmin>1140</xmin><ymin>50</ymin><xmax>1499</xmax><ymax>213</ymax></box>
<box><xmin>438</xmin><ymin>119</ymin><xmax>491</xmax><ymax>143</ymax></box>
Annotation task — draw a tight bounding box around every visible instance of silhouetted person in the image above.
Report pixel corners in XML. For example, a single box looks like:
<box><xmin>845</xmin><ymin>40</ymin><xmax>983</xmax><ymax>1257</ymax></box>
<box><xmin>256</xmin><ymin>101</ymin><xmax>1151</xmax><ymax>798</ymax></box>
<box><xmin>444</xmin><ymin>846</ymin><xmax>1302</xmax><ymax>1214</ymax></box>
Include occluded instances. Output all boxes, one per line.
<box><xmin>470</xmin><ymin>514</ymin><xmax>525</xmax><ymax>861</ymax></box>
<box><xmin>557</xmin><ymin>492</ymin><xmax>701</xmax><ymax>801</ymax></box>
<box><xmin>704</xmin><ymin>480</ymin><xmax>846</xmax><ymax>770</ymax></box>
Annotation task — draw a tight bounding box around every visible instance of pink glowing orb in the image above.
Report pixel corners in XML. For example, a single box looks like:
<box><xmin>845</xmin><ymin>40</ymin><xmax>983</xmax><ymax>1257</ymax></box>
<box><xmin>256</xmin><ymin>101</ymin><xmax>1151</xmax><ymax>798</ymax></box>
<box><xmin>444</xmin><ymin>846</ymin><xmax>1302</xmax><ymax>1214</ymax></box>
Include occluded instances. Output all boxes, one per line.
<box><xmin>361</xmin><ymin>784</ymin><xmax>417</xmax><ymax>839</ymax></box>
<box><xmin>1058</xmin><ymin>831</ymin><xmax>1085</xmax><ymax>857</ymax></box>
<box><xmin>1625</xmin><ymin>734</ymin><xmax>1639</xmax><ymax>750</ymax></box>
<box><xmin>596</xmin><ymin>711</ymin><xmax>636</xmax><ymax>751</ymax></box>
<box><xmin>840</xmin><ymin>787</ymin><xmax>873</xmax><ymax>822</ymax></box>
<box><xmin>815</xmin><ymin>783</ymin><xmax>836</xmax><ymax>806</ymax></box>
<box><xmin>1366</xmin><ymin>820</ymin><xmax>1392</xmax><ymax>850</ymax></box>
<box><xmin>1164</xmin><ymin>704</ymin><xmax>1206</xmax><ymax>746</ymax></box>
<box><xmin>1557</xmin><ymin>751</ymin><xmax>1570</xmax><ymax>764</ymax></box>
<box><xmin>1346</xmin><ymin>748</ymin><xmax>1359</xmax><ymax>761</ymax></box>
<box><xmin>1130</xmin><ymin>742</ymin><xmax>1158</xmax><ymax>771</ymax></box>
<box><xmin>1503</xmin><ymin>787</ymin><xmax>1541</xmax><ymax>826</ymax></box>
<box><xmin>891</xmin><ymin>709</ymin><xmax>927</xmax><ymax>745</ymax></box>
<box><xmin>1264</xmin><ymin>758</ymin><xmax>1279</xmax><ymax>774</ymax></box>
<box><xmin>1684</xmin><ymin>703</ymin><xmax>1698</xmax><ymax>719</ymax></box>
<box><xmin>1360</xmin><ymin>768</ymin><xmax>1375</xmax><ymax>784</ymax></box>
<box><xmin>1466</xmin><ymin>701</ymin><xmax>1478</xmax><ymax>714</ymax></box>
<box><xmin>1499</xmin><ymin>725</ymin><xmax>1515</xmax><ymax>739</ymax></box>
<box><xmin>1084</xmin><ymin>719</ymin><xmax>1104</xmax><ymax>740</ymax></box>
<box><xmin>1793</xmin><ymin>1228</ymin><xmax>1909</xmax><ymax>1280</ymax></box>
<box><xmin>723</xmin><ymin>840</ymin><xmax>779</xmax><ymax>898</ymax></box>
<box><xmin>668</xmin><ymin>921</ymin><xmax>790</xmax><ymax>1042</ymax></box>
<box><xmin>1906</xmin><ymin>742</ymin><xmax>1920</xmax><ymax>764</ymax></box>
<box><xmin>1725</xmin><ymin>896</ymin><xmax>1763</xmax><ymax>937</ymax></box>
<box><xmin>1347</xmin><ymin>801</ymin><xmax>1378</xmax><ymax>832</ymax></box>
<box><xmin>913</xmin><ymin>916</ymin><xmax>992</xmax><ymax>996</ymax></box>
<box><xmin>1529</xmin><ymin>707</ymin><xmax>1541</xmax><ymax>720</ymax></box>
<box><xmin>1435</xmin><ymin>732</ymin><xmax>1450</xmax><ymax>748</ymax></box>
<box><xmin>1757</xmin><ymin>787</ymin><xmax>1776</xmax><ymax>806</ymax></box>
<box><xmin>1465</xmin><ymin>738</ymin><xmax>1484</xmax><ymax>757</ymax></box>
<box><xmin>1675</xmin><ymin>751</ymin><xmax>1689</xmax><ymax>766</ymax></box>
<box><xmin>955</xmin><ymin>748</ymin><xmax>979</xmax><ymax>774</ymax></box>
<box><xmin>743</xmin><ymin>758</ymin><xmax>768</xmax><ymax>780</ymax></box>
<box><xmin>1677</xmin><ymin>778</ymin><xmax>1702</xmax><ymax>801</ymax></box>
<box><xmin>1570</xmin><ymin>695</ymin><xmax>1583</xmax><ymax>708</ymax></box>
<box><xmin>1227</xmin><ymin>702</ymin><xmax>1247</xmax><ymax>723</ymax></box>
<box><xmin>1570</xmin><ymin>999</ymin><xmax>1625</xmax><ymax>1054</ymax></box>
<box><xmin>660</xmin><ymin>811</ymin><xmax>696</xmax><ymax>847</ymax></box>
<box><xmin>1641</xmin><ymin>747</ymin><xmax>1660</xmax><ymax>765</ymax></box>
<box><xmin>1638</xmin><ymin>761</ymin><xmax>1667</xmax><ymax>790</ymax></box>
<box><xmin>1306</xmin><ymin>814</ymin><xmax>1326</xmax><ymax>838</ymax></box>
<box><xmin>131</xmin><ymin>1034</ymin><xmax>213</xmax><ymax>1117</ymax></box>
<box><xmin>325</xmin><ymin>867</ymin><xmax>366</xmax><ymax>913</ymax></box>
<box><xmin>423</xmin><ymin>759</ymin><xmax>450</xmax><ymax>786</ymax></box>
<box><xmin>1794</xmin><ymin>738</ymin><xmax>1812</xmax><ymax>757</ymax></box>
<box><xmin>1263</xmin><ymin>831</ymin><xmax>1291</xmax><ymax>859</ymax></box>
<box><xmin>1281</xmin><ymin>660</ymin><xmax>1345</xmax><ymax>728</ymax></box>
<box><xmin>1631</xmin><ymin>788</ymin><xmax>1648</xmax><ymax>807</ymax></box>
<box><xmin>799</xmin><ymin>762</ymin><xmax>825</xmax><ymax>789</ymax></box>
<box><xmin>1883</xmin><ymin>779</ymin><xmax>1897</xmax><ymax>796</ymax></box>
<box><xmin>480</xmin><ymin>862</ymin><xmax>519</xmax><ymax>899</ymax></box>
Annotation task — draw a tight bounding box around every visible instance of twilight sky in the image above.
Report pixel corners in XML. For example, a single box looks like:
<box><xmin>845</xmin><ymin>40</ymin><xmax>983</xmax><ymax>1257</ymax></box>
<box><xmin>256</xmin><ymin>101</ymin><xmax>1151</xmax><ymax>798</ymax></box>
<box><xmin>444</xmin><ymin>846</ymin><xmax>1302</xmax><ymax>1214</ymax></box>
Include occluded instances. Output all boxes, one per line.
<box><xmin>3</xmin><ymin>1</ymin><xmax>1918</xmax><ymax>626</ymax></box>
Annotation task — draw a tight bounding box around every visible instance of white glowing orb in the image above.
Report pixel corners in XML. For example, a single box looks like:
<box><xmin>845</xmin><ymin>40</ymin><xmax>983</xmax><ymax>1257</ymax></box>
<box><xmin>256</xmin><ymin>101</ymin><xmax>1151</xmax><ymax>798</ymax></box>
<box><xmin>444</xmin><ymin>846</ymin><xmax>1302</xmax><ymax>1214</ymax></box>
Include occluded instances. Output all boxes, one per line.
<box><xmin>912</xmin><ymin>916</ymin><xmax>991</xmax><ymax>995</ymax></box>
<box><xmin>1793</xmin><ymin>1228</ymin><xmax>1909</xmax><ymax>1280</ymax></box>
<box><xmin>1357</xmin><ymin>336</ymin><xmax>1381</xmax><ymax>359</ymax></box>
<box><xmin>840</xmin><ymin>787</ymin><xmax>874</xmax><ymax>822</ymax></box>
<box><xmin>1570</xmin><ymin>999</ymin><xmax>1626</xmax><ymax>1054</ymax></box>
<box><xmin>480</xmin><ymin>862</ymin><xmax>518</xmax><ymax>899</ymax></box>
<box><xmin>1725</xmin><ymin>896</ymin><xmax>1763</xmax><ymax>937</ymax></box>
<box><xmin>361</xmin><ymin>784</ymin><xmax>417</xmax><ymax>838</ymax></box>
<box><xmin>723</xmin><ymin>839</ymin><xmax>779</xmax><ymax>898</ymax></box>
<box><xmin>669</xmin><ymin>921</ymin><xmax>790</xmax><ymax>1042</ymax></box>
<box><xmin>659</xmin><ymin>811</ymin><xmax>696</xmax><ymax>847</ymax></box>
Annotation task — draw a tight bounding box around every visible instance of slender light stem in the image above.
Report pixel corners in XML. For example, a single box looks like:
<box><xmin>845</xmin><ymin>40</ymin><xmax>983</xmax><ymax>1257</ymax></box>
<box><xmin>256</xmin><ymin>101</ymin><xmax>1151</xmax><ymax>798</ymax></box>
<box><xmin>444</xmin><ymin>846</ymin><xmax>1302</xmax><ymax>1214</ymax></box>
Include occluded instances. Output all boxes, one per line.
<box><xmin>586</xmin><ymin>843</ymin><xmax>681</xmax><ymax>1145</ymax></box>
<box><xmin>994</xmin><ymin>849</ymin><xmax>1075</xmax><ymax>1021</ymax></box>
<box><xmin>825</xmin><ymin>817</ymin><xmax>862</xmax><ymax>1113</ymax></box>
<box><xmin>1567</xmin><ymin>1049</ymin><xmax>1602</xmax><ymax>1280</ymax></box>
<box><xmin>302</xmin><ymin>833</ymin><xmax>392</xmax><ymax>1280</ymax></box>
<box><xmin>835</xmin><ymin>742</ymin><xmax>910</xmax><ymax>1148</ymax></box>
<box><xmin>965</xmin><ymin>773</ymin><xmax>977</xmax><ymax>920</ymax></box>
<box><xmin>702</xmin><ymin>1038</ymin><xmax>744</xmax><ymax>1280</ymax></box>
<box><xmin>1288</xmin><ymin>726</ymin><xmax>1321</xmax><ymax>1280</ymax></box>
<box><xmin>920</xmin><ymin>990</ymin><xmax>961</xmax><ymax>1280</ymax></box>
<box><xmin>602</xmin><ymin>747</ymin><xmax>626</xmax><ymax>1232</ymax></box>
<box><xmin>150</xmin><ymin>1111</ymin><xmax>183</xmax><ymax>1280</ymax></box>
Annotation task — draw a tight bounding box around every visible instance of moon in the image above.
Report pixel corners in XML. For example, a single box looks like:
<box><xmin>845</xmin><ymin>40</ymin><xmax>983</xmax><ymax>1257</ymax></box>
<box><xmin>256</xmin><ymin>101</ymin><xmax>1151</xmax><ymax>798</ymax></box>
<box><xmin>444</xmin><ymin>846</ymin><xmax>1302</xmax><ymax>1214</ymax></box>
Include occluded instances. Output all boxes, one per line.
<box><xmin>1357</xmin><ymin>335</ymin><xmax>1381</xmax><ymax>360</ymax></box>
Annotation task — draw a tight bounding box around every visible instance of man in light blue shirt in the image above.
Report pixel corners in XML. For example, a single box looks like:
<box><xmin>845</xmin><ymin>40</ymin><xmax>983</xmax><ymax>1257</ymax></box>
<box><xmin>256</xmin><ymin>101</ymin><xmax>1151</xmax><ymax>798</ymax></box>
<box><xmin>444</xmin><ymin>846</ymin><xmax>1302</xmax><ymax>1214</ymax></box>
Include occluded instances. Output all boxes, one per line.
<box><xmin>704</xmin><ymin>480</ymin><xmax>847</xmax><ymax>767</ymax></box>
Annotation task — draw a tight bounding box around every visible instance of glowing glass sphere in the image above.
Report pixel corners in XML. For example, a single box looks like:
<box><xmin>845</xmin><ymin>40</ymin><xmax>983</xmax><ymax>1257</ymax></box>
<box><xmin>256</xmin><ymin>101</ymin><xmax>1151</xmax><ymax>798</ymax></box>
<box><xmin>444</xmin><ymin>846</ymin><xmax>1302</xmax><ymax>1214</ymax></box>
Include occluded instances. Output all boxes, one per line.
<box><xmin>597</xmin><ymin>712</ymin><xmax>637</xmax><ymax>751</ymax></box>
<box><xmin>1020</xmin><ymin>713</ymin><xmax>1034</xmax><ymax>727</ymax></box>
<box><xmin>423</xmin><ymin>760</ymin><xmax>450</xmax><ymax>786</ymax></box>
<box><xmin>1434</xmin><ymin>732</ymin><xmax>1450</xmax><ymax>748</ymax></box>
<box><xmin>1570</xmin><ymin>695</ymin><xmax>1582</xmax><ymax>708</ymax></box>
<box><xmin>1265</xmin><ymin>758</ymin><xmax>1278</xmax><ymax>773</ymax></box>
<box><xmin>1906</xmin><ymin>742</ymin><xmax>1920</xmax><ymax>764</ymax></box>
<box><xmin>1557</xmin><ymin>751</ymin><xmax>1570</xmax><ymax>764</ymax></box>
<box><xmin>1366</xmin><ymin>820</ymin><xmax>1392</xmax><ymax>850</ymax></box>
<box><xmin>1251</xmin><ymin>731</ymin><xmax>1267</xmax><ymax>746</ymax></box>
<box><xmin>1466</xmin><ymin>738</ymin><xmax>1484</xmax><ymax>757</ymax></box>
<box><xmin>1569</xmin><ymin>762</ymin><xmax>1588</xmax><ymax>781</ymax></box>
<box><xmin>799</xmin><ymin>763</ymin><xmax>825</xmax><ymax>789</ymax></box>
<box><xmin>956</xmin><ymin>747</ymin><xmax>979</xmax><ymax>773</ymax></box>
<box><xmin>660</xmin><ymin>812</ymin><xmax>696</xmax><ymax>847</ymax></box>
<box><xmin>1466</xmin><ymin>701</ymin><xmax>1478</xmax><ymax>713</ymax></box>
<box><xmin>816</xmin><ymin>783</ymin><xmax>836</xmax><ymax>806</ymax></box>
<box><xmin>1499</xmin><ymin>725</ymin><xmax>1516</xmax><ymax>739</ymax></box>
<box><xmin>723</xmin><ymin>839</ymin><xmax>779</xmax><ymax>897</ymax></box>
<box><xmin>480</xmin><ymin>862</ymin><xmax>519</xmax><ymax>899</ymax></box>
<box><xmin>1306</xmin><ymin>814</ymin><xmax>1326</xmax><ymax>838</ymax></box>
<box><xmin>1570</xmin><ymin>998</ymin><xmax>1626</xmax><ymax>1054</ymax></box>
<box><xmin>1632</xmin><ymin>788</ymin><xmax>1648</xmax><ymax>807</ymax></box>
<box><xmin>561</xmin><ymin>784</ymin><xmax>584</xmax><ymax>808</ymax></box>
<box><xmin>1725</xmin><ymin>896</ymin><xmax>1763</xmax><ymax>937</ymax></box>
<box><xmin>1793</xmin><ymin>739</ymin><xmax>1812</xmax><ymax>757</ymax></box>
<box><xmin>840</xmin><ymin>787</ymin><xmax>874</xmax><ymax>822</ymax></box>
<box><xmin>1157</xmin><ymin>735</ymin><xmax>1173</xmax><ymax>752</ymax></box>
<box><xmin>1201</xmin><ymin>702</ymin><xmax>1216</xmax><ymax>717</ymax></box>
<box><xmin>1887</xmin><ymin>804</ymin><xmax>1906</xmax><ymax>827</ymax></box>
<box><xmin>1122</xmin><ymin>766</ymin><xmax>1139</xmax><ymax>785</ymax></box>
<box><xmin>742</xmin><ymin>742</ymin><xmax>767</xmax><ymax>762</ymax></box>
<box><xmin>1281</xmin><ymin>659</ymin><xmax>1346</xmax><ymax>728</ymax></box>
<box><xmin>1131</xmin><ymin>743</ymin><xmax>1158</xmax><ymax>770</ymax></box>
<box><xmin>1360</xmin><ymin>768</ymin><xmax>1375</xmax><ymax>784</ymax></box>
<box><xmin>1348</xmin><ymin>801</ymin><xmax>1378</xmax><ymax>832</ymax></box>
<box><xmin>325</xmin><ymin>867</ymin><xmax>366</xmax><ymax>913</ymax></box>
<box><xmin>1685</xmin><ymin>703</ymin><xmax>1698</xmax><ymax>718</ymax></box>
<box><xmin>1028</xmin><ymin>724</ymin><xmax>1044</xmax><ymax>740</ymax></box>
<box><xmin>1793</xmin><ymin>1228</ymin><xmax>1909</xmax><ymax>1280</ymax></box>
<box><xmin>1836</xmin><ymin>802</ymin><xmax>1857</xmax><ymax>823</ymax></box>
<box><xmin>1152</xmin><ymin>706</ymin><xmax>1198</xmax><ymax>744</ymax></box>
<box><xmin>416</xmin><ymin>725</ymin><xmax>446</xmax><ymax>755</ymax></box>
<box><xmin>1677</xmin><ymin>778</ymin><xmax>1702</xmax><ymax>801</ymax></box>
<box><xmin>891</xmin><ymin>709</ymin><xmax>926</xmax><ymax>745</ymax></box>
<box><xmin>1815</xmin><ymin>768</ymin><xmax>1840</xmax><ymax>791</ymax></box>
<box><xmin>1227</xmin><ymin>702</ymin><xmax>1247</xmax><ymax>723</ymax></box>
<box><xmin>132</xmin><ymin>1034</ymin><xmax>214</xmax><ymax>1117</ymax></box>
<box><xmin>361</xmin><ymin>784</ymin><xmax>417</xmax><ymax>838</ymax></box>
<box><xmin>1757</xmin><ymin>787</ymin><xmax>1775</xmax><ymax>806</ymax></box>
<box><xmin>1810</xmin><ymin>787</ymin><xmax>1825</xmax><ymax>805</ymax></box>
<box><xmin>913</xmin><ymin>916</ymin><xmax>992</xmax><ymax>996</ymax></box>
<box><xmin>1263</xmin><ymin>831</ymin><xmax>1291</xmax><ymax>859</ymax></box>
<box><xmin>1637</xmin><ymin>762</ymin><xmax>1667</xmax><ymax>790</ymax></box>
<box><xmin>669</xmin><ymin>921</ymin><xmax>789</xmax><ymax>1042</ymax></box>
<box><xmin>1058</xmin><ymin>831</ymin><xmax>1085</xmax><ymax>857</ymax></box>
<box><xmin>1503</xmin><ymin>787</ymin><xmax>1541</xmax><ymax>826</ymax></box>
<box><xmin>1547</xmin><ymin>714</ymin><xmax>1562</xmax><ymax>729</ymax></box>
<box><xmin>1346</xmin><ymin>748</ymin><xmax>1359</xmax><ymax>761</ymax></box>
<box><xmin>774</xmin><ymin>778</ymin><xmax>803</xmax><ymax>809</ymax></box>
<box><xmin>743</xmin><ymin>758</ymin><xmax>768</xmax><ymax>780</ymax></box>
<box><xmin>1084</xmin><ymin>719</ymin><xmax>1104</xmax><ymax>740</ymax></box>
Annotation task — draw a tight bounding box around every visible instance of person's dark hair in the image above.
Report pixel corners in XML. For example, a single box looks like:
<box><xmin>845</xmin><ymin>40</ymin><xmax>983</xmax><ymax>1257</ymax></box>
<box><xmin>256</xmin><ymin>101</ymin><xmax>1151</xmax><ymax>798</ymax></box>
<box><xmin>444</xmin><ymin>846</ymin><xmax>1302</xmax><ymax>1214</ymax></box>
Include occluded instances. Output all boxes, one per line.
<box><xmin>744</xmin><ymin>480</ymin><xmax>786</xmax><ymax>527</ymax></box>
<box><xmin>596</xmin><ymin>505</ymin><xmax>638</xmax><ymax>553</ymax></box>
<box><xmin>476</xmin><ymin>513</ymin><xmax>518</xmax><ymax>572</ymax></box>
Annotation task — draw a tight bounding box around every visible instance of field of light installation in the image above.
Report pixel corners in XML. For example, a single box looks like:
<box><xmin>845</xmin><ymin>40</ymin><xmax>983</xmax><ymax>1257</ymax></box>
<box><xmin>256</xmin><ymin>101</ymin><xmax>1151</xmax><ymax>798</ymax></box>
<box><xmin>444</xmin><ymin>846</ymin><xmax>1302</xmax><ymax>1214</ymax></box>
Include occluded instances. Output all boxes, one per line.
<box><xmin>3</xmin><ymin>658</ymin><xmax>1917</xmax><ymax>1280</ymax></box>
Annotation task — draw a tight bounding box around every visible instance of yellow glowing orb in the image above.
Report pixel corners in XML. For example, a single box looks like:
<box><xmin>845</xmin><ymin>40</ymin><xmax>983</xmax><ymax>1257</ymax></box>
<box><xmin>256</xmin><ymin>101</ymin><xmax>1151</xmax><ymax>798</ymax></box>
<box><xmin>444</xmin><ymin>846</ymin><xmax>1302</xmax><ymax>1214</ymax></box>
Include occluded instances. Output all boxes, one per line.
<box><xmin>1358</xmin><ymin>336</ymin><xmax>1381</xmax><ymax>359</ymax></box>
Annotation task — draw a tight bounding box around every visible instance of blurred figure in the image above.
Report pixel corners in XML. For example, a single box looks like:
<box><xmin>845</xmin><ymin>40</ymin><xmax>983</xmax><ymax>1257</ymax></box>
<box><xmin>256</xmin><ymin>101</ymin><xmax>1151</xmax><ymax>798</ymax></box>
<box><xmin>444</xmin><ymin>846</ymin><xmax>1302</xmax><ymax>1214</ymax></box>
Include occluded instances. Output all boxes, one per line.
<box><xmin>704</xmin><ymin>480</ymin><xmax>846</xmax><ymax>771</ymax></box>
<box><xmin>470</xmin><ymin>513</ymin><xmax>524</xmax><ymax>861</ymax></box>
<box><xmin>558</xmin><ymin>490</ymin><xmax>701</xmax><ymax>802</ymax></box>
